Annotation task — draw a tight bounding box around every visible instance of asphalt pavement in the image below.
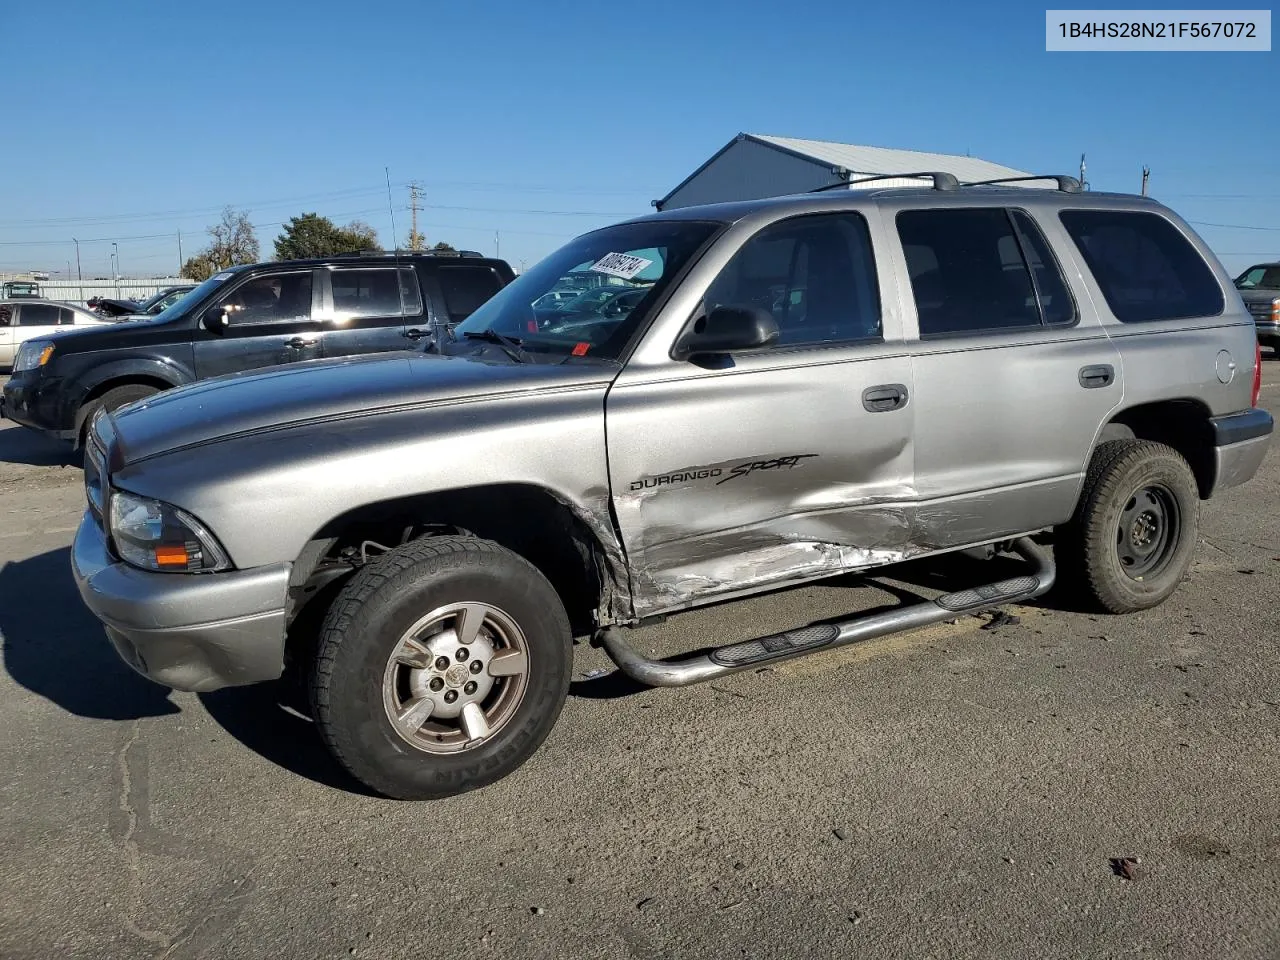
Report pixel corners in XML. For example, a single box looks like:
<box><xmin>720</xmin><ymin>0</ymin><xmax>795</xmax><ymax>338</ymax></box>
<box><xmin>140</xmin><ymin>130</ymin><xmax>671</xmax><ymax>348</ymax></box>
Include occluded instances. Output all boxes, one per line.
<box><xmin>0</xmin><ymin>368</ymin><xmax>1277</xmax><ymax>960</ymax></box>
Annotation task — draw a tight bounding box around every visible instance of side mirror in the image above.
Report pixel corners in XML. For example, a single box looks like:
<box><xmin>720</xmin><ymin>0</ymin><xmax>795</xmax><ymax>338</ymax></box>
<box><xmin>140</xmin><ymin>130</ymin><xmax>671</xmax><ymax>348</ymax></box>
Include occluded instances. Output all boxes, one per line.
<box><xmin>673</xmin><ymin>304</ymin><xmax>779</xmax><ymax>361</ymax></box>
<box><xmin>202</xmin><ymin>306</ymin><xmax>230</xmax><ymax>333</ymax></box>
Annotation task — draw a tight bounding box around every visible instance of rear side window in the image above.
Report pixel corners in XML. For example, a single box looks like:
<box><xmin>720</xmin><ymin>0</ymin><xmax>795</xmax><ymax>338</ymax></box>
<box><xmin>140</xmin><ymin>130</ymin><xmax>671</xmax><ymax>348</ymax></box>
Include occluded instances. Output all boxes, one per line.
<box><xmin>1059</xmin><ymin>210</ymin><xmax>1224</xmax><ymax>322</ymax></box>
<box><xmin>330</xmin><ymin>267</ymin><xmax>422</xmax><ymax>320</ymax></box>
<box><xmin>897</xmin><ymin>208</ymin><xmax>1074</xmax><ymax>337</ymax></box>
<box><xmin>16</xmin><ymin>304</ymin><xmax>60</xmax><ymax>326</ymax></box>
<box><xmin>437</xmin><ymin>266</ymin><xmax>504</xmax><ymax>323</ymax></box>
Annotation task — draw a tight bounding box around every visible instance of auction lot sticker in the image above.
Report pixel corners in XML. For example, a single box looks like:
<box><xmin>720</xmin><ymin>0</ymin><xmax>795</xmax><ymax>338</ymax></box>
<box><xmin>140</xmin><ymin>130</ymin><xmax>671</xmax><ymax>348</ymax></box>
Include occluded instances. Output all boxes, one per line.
<box><xmin>590</xmin><ymin>253</ymin><xmax>654</xmax><ymax>280</ymax></box>
<box><xmin>1046</xmin><ymin>9</ymin><xmax>1271</xmax><ymax>50</ymax></box>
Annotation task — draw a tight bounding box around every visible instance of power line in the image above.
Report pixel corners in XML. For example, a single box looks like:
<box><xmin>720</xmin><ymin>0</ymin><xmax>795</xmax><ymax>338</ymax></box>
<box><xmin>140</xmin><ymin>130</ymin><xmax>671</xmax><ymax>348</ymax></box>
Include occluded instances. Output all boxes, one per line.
<box><xmin>1188</xmin><ymin>220</ymin><xmax>1280</xmax><ymax>232</ymax></box>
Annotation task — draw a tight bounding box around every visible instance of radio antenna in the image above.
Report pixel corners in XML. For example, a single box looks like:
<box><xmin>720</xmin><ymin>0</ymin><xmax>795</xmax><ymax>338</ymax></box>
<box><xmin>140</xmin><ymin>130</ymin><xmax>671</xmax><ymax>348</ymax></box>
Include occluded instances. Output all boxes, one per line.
<box><xmin>385</xmin><ymin>166</ymin><xmax>399</xmax><ymax>251</ymax></box>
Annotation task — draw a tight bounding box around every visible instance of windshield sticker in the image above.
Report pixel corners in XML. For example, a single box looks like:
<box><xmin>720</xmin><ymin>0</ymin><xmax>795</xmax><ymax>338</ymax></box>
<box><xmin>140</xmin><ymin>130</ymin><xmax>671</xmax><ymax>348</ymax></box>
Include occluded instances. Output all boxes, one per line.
<box><xmin>571</xmin><ymin>342</ymin><xmax>590</xmax><ymax>356</ymax></box>
<box><xmin>211</xmin><ymin>272</ymin><xmax>235</xmax><ymax>283</ymax></box>
<box><xmin>589</xmin><ymin>252</ymin><xmax>653</xmax><ymax>280</ymax></box>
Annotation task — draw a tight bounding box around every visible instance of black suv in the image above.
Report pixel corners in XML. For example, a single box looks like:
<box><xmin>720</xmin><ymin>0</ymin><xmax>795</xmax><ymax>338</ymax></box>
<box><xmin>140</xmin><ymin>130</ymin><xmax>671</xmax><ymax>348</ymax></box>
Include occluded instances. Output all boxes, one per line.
<box><xmin>1</xmin><ymin>251</ymin><xmax>515</xmax><ymax>445</ymax></box>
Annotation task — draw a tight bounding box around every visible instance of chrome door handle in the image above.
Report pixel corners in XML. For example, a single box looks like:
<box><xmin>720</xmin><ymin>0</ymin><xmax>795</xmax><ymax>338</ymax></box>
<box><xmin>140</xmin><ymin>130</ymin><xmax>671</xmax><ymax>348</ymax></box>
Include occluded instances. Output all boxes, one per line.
<box><xmin>286</xmin><ymin>337</ymin><xmax>318</xmax><ymax>349</ymax></box>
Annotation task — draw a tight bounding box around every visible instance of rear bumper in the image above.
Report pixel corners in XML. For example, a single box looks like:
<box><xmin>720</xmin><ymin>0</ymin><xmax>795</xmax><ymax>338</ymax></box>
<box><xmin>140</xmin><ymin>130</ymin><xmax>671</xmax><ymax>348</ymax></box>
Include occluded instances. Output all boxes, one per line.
<box><xmin>1210</xmin><ymin>408</ymin><xmax>1273</xmax><ymax>494</ymax></box>
<box><xmin>1256</xmin><ymin>320</ymin><xmax>1280</xmax><ymax>344</ymax></box>
<box><xmin>72</xmin><ymin>511</ymin><xmax>291</xmax><ymax>692</ymax></box>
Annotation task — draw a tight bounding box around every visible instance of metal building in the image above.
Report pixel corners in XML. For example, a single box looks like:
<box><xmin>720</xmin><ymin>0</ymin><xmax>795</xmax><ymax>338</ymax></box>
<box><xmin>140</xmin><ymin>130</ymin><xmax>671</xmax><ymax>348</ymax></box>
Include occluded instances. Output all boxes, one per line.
<box><xmin>654</xmin><ymin>133</ymin><xmax>1034</xmax><ymax>211</ymax></box>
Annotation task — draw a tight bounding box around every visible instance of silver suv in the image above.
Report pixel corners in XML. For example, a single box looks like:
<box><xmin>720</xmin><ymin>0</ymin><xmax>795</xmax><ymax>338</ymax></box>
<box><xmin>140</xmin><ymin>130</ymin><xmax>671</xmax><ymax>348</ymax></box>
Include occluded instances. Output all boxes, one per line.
<box><xmin>72</xmin><ymin>174</ymin><xmax>1273</xmax><ymax>800</ymax></box>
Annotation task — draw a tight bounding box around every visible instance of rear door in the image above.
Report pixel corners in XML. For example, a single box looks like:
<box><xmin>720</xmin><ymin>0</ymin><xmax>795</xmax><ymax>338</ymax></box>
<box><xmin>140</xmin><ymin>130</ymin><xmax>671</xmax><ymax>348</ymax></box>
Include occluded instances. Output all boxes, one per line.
<box><xmin>317</xmin><ymin>264</ymin><xmax>424</xmax><ymax>358</ymax></box>
<box><xmin>193</xmin><ymin>269</ymin><xmax>322</xmax><ymax>379</ymax></box>
<box><xmin>0</xmin><ymin>304</ymin><xmax>14</xmax><ymax>366</ymax></box>
<box><xmin>894</xmin><ymin>205</ymin><xmax>1123</xmax><ymax>546</ymax></box>
<box><xmin>12</xmin><ymin>303</ymin><xmax>65</xmax><ymax>351</ymax></box>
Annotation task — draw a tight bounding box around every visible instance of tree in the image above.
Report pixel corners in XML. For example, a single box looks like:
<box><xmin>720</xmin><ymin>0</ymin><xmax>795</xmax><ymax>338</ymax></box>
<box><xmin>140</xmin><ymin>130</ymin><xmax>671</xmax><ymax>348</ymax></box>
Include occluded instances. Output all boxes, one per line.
<box><xmin>206</xmin><ymin>206</ymin><xmax>259</xmax><ymax>268</ymax></box>
<box><xmin>181</xmin><ymin>253</ymin><xmax>216</xmax><ymax>281</ymax></box>
<box><xmin>432</xmin><ymin>241</ymin><xmax>456</xmax><ymax>252</ymax></box>
<box><xmin>274</xmin><ymin>213</ymin><xmax>382</xmax><ymax>260</ymax></box>
<box><xmin>181</xmin><ymin>207</ymin><xmax>259</xmax><ymax>279</ymax></box>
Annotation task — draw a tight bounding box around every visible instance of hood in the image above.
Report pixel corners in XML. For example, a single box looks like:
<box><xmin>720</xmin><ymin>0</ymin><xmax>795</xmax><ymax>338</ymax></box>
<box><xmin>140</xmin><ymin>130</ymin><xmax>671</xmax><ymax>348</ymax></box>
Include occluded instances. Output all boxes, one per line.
<box><xmin>108</xmin><ymin>351</ymin><xmax>615</xmax><ymax>464</ymax></box>
<box><xmin>1238</xmin><ymin>287</ymin><xmax>1280</xmax><ymax>304</ymax></box>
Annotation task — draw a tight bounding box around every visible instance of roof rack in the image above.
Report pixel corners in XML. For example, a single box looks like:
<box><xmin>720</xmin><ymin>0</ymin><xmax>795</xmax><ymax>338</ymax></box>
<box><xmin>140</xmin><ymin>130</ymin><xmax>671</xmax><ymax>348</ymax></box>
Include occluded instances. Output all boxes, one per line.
<box><xmin>963</xmin><ymin>175</ymin><xmax>1083</xmax><ymax>193</ymax></box>
<box><xmin>349</xmin><ymin>248</ymin><xmax>487</xmax><ymax>259</ymax></box>
<box><xmin>810</xmin><ymin>171</ymin><xmax>961</xmax><ymax>194</ymax></box>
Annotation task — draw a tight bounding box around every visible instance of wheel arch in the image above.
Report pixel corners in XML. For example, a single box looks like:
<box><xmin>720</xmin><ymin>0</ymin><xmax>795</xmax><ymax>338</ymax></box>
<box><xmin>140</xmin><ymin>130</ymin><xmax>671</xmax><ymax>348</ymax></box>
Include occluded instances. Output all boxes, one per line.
<box><xmin>1092</xmin><ymin>398</ymin><xmax>1216</xmax><ymax>499</ymax></box>
<box><xmin>289</xmin><ymin>483</ymin><xmax>630</xmax><ymax>640</ymax></box>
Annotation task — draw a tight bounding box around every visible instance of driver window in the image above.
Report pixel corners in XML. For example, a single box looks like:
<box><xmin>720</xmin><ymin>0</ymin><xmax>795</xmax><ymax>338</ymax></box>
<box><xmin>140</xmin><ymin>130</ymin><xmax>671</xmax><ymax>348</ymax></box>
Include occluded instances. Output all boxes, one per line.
<box><xmin>704</xmin><ymin>213</ymin><xmax>882</xmax><ymax>346</ymax></box>
<box><xmin>219</xmin><ymin>272</ymin><xmax>313</xmax><ymax>325</ymax></box>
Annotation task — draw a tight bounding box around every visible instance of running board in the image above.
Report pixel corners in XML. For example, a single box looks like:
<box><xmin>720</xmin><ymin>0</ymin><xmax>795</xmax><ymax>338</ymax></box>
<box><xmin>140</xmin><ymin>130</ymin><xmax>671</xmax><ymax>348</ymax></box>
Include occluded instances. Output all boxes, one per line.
<box><xmin>596</xmin><ymin>537</ymin><xmax>1055</xmax><ymax>688</ymax></box>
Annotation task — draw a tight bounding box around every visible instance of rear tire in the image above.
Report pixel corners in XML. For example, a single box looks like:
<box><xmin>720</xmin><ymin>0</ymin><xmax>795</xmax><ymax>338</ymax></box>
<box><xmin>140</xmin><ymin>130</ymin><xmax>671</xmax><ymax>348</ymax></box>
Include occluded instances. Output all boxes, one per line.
<box><xmin>1055</xmin><ymin>440</ymin><xmax>1200</xmax><ymax>613</ymax></box>
<box><xmin>311</xmin><ymin>536</ymin><xmax>572</xmax><ymax>800</ymax></box>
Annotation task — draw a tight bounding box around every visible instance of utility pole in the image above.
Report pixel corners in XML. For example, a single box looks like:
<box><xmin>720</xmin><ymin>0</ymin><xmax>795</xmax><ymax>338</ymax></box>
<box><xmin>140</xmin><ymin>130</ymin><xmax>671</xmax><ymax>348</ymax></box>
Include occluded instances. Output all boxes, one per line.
<box><xmin>407</xmin><ymin>182</ymin><xmax>425</xmax><ymax>250</ymax></box>
<box><xmin>72</xmin><ymin>238</ymin><xmax>83</xmax><ymax>303</ymax></box>
<box><xmin>1079</xmin><ymin>153</ymin><xmax>1089</xmax><ymax>191</ymax></box>
<box><xmin>112</xmin><ymin>241</ymin><xmax>121</xmax><ymax>296</ymax></box>
<box><xmin>1141</xmin><ymin>165</ymin><xmax>1150</xmax><ymax>196</ymax></box>
<box><xmin>178</xmin><ymin>228</ymin><xmax>184</xmax><ymax>276</ymax></box>
<box><xmin>495</xmin><ymin>230</ymin><xmax>500</xmax><ymax>259</ymax></box>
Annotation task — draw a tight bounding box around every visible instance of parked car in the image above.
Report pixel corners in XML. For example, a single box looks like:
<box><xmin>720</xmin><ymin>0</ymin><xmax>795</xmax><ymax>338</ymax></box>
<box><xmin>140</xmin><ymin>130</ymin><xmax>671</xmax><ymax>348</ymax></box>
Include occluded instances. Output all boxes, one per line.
<box><xmin>0</xmin><ymin>299</ymin><xmax>112</xmax><ymax>371</ymax></box>
<box><xmin>67</xmin><ymin>176</ymin><xmax>1271</xmax><ymax>801</ymax></box>
<box><xmin>0</xmin><ymin>251</ymin><xmax>514</xmax><ymax>444</ymax></box>
<box><xmin>2</xmin><ymin>281</ymin><xmax>42</xmax><ymax>299</ymax></box>
<box><xmin>88</xmin><ymin>285</ymin><xmax>196</xmax><ymax>320</ymax></box>
<box><xmin>1234</xmin><ymin>262</ymin><xmax>1280</xmax><ymax>355</ymax></box>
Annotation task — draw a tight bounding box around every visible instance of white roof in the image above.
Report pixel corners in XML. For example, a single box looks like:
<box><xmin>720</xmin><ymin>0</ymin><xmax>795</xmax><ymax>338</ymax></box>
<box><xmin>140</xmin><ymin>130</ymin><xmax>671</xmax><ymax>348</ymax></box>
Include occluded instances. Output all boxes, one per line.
<box><xmin>750</xmin><ymin>133</ymin><xmax>1031</xmax><ymax>183</ymax></box>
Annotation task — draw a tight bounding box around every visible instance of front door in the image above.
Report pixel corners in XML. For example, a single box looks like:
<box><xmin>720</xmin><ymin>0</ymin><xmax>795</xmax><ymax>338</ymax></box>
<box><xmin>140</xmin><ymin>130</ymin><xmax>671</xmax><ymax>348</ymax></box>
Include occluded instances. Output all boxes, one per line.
<box><xmin>317</xmin><ymin>264</ymin><xmax>421</xmax><ymax>358</ymax></box>
<box><xmin>193</xmin><ymin>270</ymin><xmax>321</xmax><ymax>379</ymax></box>
<box><xmin>605</xmin><ymin>211</ymin><xmax>916</xmax><ymax>618</ymax></box>
<box><xmin>894</xmin><ymin>205</ymin><xmax>1124</xmax><ymax>546</ymax></box>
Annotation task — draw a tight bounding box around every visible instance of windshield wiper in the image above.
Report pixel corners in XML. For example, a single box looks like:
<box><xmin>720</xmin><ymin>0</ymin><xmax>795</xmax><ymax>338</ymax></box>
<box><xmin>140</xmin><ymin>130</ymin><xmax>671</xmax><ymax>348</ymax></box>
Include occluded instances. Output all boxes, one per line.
<box><xmin>462</xmin><ymin>329</ymin><xmax>527</xmax><ymax>363</ymax></box>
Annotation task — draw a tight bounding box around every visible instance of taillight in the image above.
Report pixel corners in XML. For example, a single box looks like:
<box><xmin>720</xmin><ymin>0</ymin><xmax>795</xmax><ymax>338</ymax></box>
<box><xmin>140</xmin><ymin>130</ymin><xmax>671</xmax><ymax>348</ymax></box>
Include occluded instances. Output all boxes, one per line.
<box><xmin>1252</xmin><ymin>342</ymin><xmax>1262</xmax><ymax>408</ymax></box>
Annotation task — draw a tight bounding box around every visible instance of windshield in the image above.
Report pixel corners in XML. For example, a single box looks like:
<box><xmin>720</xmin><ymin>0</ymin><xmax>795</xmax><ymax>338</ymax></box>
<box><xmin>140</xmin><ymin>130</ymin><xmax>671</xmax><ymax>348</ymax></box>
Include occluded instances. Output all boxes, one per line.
<box><xmin>148</xmin><ymin>271</ymin><xmax>238</xmax><ymax>322</ymax></box>
<box><xmin>1236</xmin><ymin>265</ymin><xmax>1280</xmax><ymax>290</ymax></box>
<box><xmin>452</xmin><ymin>219</ymin><xmax>722</xmax><ymax>361</ymax></box>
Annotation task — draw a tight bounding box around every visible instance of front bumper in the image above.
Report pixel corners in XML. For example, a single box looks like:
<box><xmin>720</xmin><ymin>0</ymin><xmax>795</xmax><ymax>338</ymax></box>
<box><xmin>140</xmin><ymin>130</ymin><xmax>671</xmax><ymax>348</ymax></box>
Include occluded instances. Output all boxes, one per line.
<box><xmin>1256</xmin><ymin>320</ymin><xmax>1280</xmax><ymax>345</ymax></box>
<box><xmin>1209</xmin><ymin>408</ymin><xmax>1273</xmax><ymax>494</ymax></box>
<box><xmin>1</xmin><ymin>373</ymin><xmax>76</xmax><ymax>440</ymax></box>
<box><xmin>71</xmin><ymin>511</ymin><xmax>291</xmax><ymax>692</ymax></box>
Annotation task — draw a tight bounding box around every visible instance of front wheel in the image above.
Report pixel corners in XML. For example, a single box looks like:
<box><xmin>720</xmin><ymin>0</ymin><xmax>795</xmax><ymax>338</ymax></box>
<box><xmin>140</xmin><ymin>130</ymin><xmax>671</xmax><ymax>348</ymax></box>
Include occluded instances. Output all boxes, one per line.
<box><xmin>311</xmin><ymin>536</ymin><xmax>572</xmax><ymax>800</ymax></box>
<box><xmin>1055</xmin><ymin>440</ymin><xmax>1200</xmax><ymax>613</ymax></box>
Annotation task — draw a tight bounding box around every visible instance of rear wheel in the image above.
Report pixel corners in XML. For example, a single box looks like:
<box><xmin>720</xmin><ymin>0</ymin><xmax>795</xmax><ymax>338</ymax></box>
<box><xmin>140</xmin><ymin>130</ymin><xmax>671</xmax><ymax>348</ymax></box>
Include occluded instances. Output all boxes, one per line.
<box><xmin>1055</xmin><ymin>440</ymin><xmax>1200</xmax><ymax>613</ymax></box>
<box><xmin>77</xmin><ymin>383</ymin><xmax>161</xmax><ymax>446</ymax></box>
<box><xmin>310</xmin><ymin>536</ymin><xmax>572</xmax><ymax>800</ymax></box>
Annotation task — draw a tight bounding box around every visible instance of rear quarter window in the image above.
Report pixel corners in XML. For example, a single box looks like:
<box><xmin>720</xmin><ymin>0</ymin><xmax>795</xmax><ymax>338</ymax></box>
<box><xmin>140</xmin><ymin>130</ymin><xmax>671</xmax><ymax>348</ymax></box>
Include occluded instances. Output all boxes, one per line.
<box><xmin>1059</xmin><ymin>210</ymin><xmax>1224</xmax><ymax>323</ymax></box>
<box><xmin>436</xmin><ymin>266</ymin><xmax>505</xmax><ymax>323</ymax></box>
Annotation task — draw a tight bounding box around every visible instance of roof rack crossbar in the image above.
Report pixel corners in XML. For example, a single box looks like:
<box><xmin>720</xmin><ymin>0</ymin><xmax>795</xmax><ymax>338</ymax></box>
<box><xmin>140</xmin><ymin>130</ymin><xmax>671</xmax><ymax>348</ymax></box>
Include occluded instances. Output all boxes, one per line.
<box><xmin>810</xmin><ymin>171</ymin><xmax>961</xmax><ymax>193</ymax></box>
<box><xmin>962</xmin><ymin>175</ymin><xmax>1083</xmax><ymax>193</ymax></box>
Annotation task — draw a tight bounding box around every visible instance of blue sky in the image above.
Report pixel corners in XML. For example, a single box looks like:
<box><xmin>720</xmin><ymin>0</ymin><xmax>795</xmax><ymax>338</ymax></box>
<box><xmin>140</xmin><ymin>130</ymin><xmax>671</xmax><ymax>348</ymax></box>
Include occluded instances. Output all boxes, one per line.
<box><xmin>3</xmin><ymin>0</ymin><xmax>1276</xmax><ymax>279</ymax></box>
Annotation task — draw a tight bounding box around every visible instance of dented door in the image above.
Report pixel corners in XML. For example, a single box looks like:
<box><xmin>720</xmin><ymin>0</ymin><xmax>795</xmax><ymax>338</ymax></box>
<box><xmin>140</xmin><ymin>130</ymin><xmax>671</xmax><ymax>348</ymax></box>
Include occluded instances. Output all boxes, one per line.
<box><xmin>605</xmin><ymin>210</ymin><xmax>915</xmax><ymax>618</ymax></box>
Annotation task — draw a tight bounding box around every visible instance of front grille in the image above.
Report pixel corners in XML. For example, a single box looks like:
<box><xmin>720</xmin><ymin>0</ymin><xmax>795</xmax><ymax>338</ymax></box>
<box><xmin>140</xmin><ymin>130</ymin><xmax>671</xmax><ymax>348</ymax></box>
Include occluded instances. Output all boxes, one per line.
<box><xmin>84</xmin><ymin>437</ymin><xmax>107</xmax><ymax>526</ymax></box>
<box><xmin>1247</xmin><ymin>300</ymin><xmax>1276</xmax><ymax>322</ymax></box>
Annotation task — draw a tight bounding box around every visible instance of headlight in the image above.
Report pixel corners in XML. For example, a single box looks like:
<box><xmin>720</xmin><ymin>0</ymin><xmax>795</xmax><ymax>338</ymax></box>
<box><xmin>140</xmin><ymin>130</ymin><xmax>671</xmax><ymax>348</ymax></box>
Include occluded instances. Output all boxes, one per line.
<box><xmin>108</xmin><ymin>490</ymin><xmax>231</xmax><ymax>573</ymax></box>
<box><xmin>14</xmin><ymin>340</ymin><xmax>54</xmax><ymax>372</ymax></box>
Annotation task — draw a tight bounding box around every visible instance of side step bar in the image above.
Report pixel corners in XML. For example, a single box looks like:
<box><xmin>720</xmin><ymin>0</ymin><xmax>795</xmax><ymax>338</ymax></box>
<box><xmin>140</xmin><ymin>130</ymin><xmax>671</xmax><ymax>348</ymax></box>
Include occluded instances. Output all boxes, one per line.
<box><xmin>597</xmin><ymin>537</ymin><xmax>1055</xmax><ymax>688</ymax></box>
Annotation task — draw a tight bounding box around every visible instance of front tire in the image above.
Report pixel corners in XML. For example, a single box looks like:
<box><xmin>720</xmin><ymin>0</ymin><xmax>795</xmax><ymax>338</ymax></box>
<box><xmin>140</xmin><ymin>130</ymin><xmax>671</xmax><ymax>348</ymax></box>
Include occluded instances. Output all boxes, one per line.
<box><xmin>311</xmin><ymin>536</ymin><xmax>572</xmax><ymax>800</ymax></box>
<box><xmin>77</xmin><ymin>383</ymin><xmax>161</xmax><ymax>446</ymax></box>
<box><xmin>1056</xmin><ymin>440</ymin><xmax>1200</xmax><ymax>613</ymax></box>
